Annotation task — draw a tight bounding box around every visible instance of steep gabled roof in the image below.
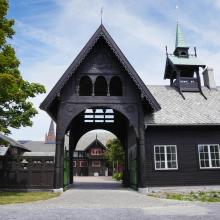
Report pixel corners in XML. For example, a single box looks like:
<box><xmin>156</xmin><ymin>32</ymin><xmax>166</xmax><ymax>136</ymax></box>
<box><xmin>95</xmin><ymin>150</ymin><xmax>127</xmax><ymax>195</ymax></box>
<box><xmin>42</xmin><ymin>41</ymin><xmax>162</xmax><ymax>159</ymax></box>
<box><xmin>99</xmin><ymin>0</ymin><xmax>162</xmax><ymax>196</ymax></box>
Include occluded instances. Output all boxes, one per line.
<box><xmin>145</xmin><ymin>86</ymin><xmax>220</xmax><ymax>125</ymax></box>
<box><xmin>40</xmin><ymin>24</ymin><xmax>160</xmax><ymax>112</ymax></box>
<box><xmin>84</xmin><ymin>138</ymin><xmax>106</xmax><ymax>152</ymax></box>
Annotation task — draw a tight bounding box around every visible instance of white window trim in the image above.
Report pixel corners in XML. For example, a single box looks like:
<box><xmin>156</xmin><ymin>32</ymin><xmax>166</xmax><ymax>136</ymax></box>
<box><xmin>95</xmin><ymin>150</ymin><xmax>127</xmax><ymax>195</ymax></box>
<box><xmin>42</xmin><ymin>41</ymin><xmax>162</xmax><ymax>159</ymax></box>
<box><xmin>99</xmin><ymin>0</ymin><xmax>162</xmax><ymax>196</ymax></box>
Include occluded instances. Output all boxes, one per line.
<box><xmin>198</xmin><ymin>144</ymin><xmax>220</xmax><ymax>169</ymax></box>
<box><xmin>80</xmin><ymin>161</ymin><xmax>88</xmax><ymax>167</ymax></box>
<box><xmin>92</xmin><ymin>160</ymin><xmax>101</xmax><ymax>167</ymax></box>
<box><xmin>154</xmin><ymin>145</ymin><xmax>178</xmax><ymax>171</ymax></box>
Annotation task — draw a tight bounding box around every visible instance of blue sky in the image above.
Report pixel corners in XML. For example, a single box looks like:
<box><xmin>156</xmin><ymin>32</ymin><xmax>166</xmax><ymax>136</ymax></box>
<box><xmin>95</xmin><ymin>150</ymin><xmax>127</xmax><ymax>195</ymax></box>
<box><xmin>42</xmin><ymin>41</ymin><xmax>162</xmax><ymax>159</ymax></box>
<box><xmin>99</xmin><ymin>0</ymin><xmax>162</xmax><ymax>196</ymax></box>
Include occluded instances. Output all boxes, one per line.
<box><xmin>8</xmin><ymin>0</ymin><xmax>220</xmax><ymax>140</ymax></box>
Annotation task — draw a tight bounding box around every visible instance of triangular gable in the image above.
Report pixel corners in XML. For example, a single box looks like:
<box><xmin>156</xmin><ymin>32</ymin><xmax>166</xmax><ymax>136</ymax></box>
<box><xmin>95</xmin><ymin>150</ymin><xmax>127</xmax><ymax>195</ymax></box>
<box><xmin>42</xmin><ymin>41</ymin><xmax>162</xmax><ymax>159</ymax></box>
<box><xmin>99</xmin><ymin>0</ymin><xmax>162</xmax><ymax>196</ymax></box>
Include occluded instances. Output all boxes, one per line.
<box><xmin>40</xmin><ymin>24</ymin><xmax>160</xmax><ymax>111</ymax></box>
<box><xmin>84</xmin><ymin>139</ymin><xmax>106</xmax><ymax>152</ymax></box>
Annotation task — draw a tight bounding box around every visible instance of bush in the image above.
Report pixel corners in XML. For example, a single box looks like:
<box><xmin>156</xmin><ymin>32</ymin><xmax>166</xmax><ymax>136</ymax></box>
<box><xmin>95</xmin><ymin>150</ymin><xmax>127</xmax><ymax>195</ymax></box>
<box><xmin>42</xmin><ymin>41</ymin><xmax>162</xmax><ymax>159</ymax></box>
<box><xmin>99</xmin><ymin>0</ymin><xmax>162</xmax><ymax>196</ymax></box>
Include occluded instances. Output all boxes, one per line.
<box><xmin>112</xmin><ymin>172</ymin><xmax>123</xmax><ymax>181</ymax></box>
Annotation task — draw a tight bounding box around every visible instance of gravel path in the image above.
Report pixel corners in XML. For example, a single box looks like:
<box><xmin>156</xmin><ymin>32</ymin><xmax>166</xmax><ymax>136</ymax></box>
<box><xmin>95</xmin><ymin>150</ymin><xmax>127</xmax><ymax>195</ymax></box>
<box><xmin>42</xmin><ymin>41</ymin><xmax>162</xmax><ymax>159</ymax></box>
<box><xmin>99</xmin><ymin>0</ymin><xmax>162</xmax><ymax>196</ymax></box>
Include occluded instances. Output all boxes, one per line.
<box><xmin>0</xmin><ymin>176</ymin><xmax>220</xmax><ymax>220</ymax></box>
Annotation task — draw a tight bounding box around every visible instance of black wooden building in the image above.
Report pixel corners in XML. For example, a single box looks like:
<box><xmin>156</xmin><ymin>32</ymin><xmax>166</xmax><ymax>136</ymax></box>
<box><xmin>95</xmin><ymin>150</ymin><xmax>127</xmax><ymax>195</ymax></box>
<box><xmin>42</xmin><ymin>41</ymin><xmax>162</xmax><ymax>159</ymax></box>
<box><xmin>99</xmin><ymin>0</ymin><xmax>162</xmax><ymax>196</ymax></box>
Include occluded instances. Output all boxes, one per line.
<box><xmin>37</xmin><ymin>22</ymin><xmax>220</xmax><ymax>192</ymax></box>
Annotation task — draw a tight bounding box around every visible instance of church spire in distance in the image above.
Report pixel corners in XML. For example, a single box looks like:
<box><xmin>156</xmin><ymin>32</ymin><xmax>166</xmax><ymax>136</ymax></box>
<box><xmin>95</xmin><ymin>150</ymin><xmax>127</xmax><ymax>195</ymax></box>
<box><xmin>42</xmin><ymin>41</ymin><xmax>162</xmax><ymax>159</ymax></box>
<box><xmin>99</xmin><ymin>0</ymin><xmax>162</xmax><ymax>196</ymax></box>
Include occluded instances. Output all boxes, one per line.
<box><xmin>45</xmin><ymin>120</ymin><xmax>56</xmax><ymax>144</ymax></box>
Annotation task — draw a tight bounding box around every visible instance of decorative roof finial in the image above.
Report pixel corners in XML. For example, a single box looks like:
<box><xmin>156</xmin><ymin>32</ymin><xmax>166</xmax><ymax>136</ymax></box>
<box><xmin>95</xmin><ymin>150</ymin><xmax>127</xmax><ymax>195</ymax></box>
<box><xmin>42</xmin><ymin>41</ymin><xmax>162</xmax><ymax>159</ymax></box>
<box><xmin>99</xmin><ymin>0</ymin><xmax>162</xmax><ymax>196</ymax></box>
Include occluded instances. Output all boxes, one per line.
<box><xmin>101</xmin><ymin>7</ymin><xmax>103</xmax><ymax>25</ymax></box>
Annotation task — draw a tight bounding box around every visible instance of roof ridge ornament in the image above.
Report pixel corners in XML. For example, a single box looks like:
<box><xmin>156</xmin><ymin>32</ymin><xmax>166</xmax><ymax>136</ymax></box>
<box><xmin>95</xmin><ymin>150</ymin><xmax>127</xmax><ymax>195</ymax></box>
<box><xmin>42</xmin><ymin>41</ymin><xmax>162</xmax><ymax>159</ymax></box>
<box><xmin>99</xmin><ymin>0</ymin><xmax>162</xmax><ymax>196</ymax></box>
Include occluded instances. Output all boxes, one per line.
<box><xmin>101</xmin><ymin>7</ymin><xmax>103</xmax><ymax>25</ymax></box>
<box><xmin>175</xmin><ymin>23</ymin><xmax>186</xmax><ymax>49</ymax></box>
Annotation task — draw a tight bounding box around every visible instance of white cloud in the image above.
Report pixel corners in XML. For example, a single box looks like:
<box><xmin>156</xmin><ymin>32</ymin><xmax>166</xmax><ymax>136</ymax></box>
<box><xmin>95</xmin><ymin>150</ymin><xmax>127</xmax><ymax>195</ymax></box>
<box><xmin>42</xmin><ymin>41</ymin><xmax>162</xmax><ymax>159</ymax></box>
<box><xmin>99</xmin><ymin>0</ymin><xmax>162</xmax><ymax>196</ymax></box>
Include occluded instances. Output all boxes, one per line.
<box><xmin>9</xmin><ymin>0</ymin><xmax>220</xmax><ymax>140</ymax></box>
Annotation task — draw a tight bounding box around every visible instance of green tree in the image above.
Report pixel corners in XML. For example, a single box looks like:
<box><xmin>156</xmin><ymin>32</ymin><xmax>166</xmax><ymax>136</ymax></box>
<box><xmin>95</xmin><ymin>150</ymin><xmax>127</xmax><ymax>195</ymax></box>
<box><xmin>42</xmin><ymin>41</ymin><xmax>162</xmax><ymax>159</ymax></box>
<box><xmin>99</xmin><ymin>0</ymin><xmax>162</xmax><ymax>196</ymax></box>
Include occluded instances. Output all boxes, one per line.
<box><xmin>0</xmin><ymin>0</ymin><xmax>45</xmax><ymax>134</ymax></box>
<box><xmin>104</xmin><ymin>138</ymin><xmax>125</xmax><ymax>169</ymax></box>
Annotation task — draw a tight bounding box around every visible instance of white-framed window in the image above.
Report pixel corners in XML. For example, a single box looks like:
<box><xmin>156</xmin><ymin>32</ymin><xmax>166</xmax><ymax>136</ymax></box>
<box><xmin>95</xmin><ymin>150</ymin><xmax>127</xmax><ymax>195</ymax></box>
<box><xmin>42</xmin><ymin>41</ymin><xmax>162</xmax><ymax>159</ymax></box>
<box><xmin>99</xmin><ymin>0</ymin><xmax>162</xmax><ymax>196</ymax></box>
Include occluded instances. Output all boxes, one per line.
<box><xmin>198</xmin><ymin>144</ymin><xmax>220</xmax><ymax>169</ymax></box>
<box><xmin>92</xmin><ymin>160</ymin><xmax>101</xmax><ymax>167</ymax></box>
<box><xmin>154</xmin><ymin>145</ymin><xmax>178</xmax><ymax>170</ymax></box>
<box><xmin>80</xmin><ymin>161</ymin><xmax>88</xmax><ymax>167</ymax></box>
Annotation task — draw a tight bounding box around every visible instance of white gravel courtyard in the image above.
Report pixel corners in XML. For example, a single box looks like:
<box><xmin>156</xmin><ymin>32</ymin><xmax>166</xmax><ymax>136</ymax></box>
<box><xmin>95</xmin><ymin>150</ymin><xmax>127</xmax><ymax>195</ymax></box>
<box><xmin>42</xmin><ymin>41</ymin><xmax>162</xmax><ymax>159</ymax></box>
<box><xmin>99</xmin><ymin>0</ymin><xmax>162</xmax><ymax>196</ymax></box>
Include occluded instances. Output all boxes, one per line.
<box><xmin>0</xmin><ymin>176</ymin><xmax>220</xmax><ymax>220</ymax></box>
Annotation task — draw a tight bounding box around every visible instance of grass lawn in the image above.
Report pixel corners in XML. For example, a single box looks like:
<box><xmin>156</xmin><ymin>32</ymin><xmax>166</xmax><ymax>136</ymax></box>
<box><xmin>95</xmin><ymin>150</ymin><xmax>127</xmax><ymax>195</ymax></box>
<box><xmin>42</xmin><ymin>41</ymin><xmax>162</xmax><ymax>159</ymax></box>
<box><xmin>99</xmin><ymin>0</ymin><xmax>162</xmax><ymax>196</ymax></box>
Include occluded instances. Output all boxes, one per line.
<box><xmin>0</xmin><ymin>191</ymin><xmax>60</xmax><ymax>205</ymax></box>
<box><xmin>149</xmin><ymin>191</ymin><xmax>220</xmax><ymax>202</ymax></box>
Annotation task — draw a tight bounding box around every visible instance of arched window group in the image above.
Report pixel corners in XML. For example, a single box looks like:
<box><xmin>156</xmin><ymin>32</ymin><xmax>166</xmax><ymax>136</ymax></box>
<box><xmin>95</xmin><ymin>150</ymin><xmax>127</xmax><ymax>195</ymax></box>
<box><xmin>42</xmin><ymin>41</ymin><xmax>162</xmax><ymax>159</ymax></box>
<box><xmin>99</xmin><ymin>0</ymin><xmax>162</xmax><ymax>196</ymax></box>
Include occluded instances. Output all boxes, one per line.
<box><xmin>79</xmin><ymin>75</ymin><xmax>122</xmax><ymax>96</ymax></box>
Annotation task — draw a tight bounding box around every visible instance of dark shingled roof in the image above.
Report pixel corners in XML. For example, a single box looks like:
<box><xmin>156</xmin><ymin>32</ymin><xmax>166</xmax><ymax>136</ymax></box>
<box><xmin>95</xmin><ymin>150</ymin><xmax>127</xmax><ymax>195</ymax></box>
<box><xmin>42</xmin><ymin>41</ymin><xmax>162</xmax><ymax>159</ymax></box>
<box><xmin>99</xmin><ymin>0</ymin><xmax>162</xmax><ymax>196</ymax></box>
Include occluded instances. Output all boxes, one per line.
<box><xmin>0</xmin><ymin>133</ymin><xmax>30</xmax><ymax>152</ymax></box>
<box><xmin>40</xmin><ymin>24</ymin><xmax>161</xmax><ymax>112</ymax></box>
<box><xmin>145</xmin><ymin>86</ymin><xmax>220</xmax><ymax>125</ymax></box>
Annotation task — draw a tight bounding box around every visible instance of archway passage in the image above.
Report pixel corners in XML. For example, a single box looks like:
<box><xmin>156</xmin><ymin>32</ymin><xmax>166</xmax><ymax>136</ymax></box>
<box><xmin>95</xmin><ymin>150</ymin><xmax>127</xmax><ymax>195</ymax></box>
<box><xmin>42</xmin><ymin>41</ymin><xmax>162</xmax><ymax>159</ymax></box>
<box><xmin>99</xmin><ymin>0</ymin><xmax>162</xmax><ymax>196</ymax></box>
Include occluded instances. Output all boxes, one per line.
<box><xmin>71</xmin><ymin>129</ymin><xmax>127</xmax><ymax>189</ymax></box>
<box><xmin>68</xmin><ymin>108</ymin><xmax>138</xmax><ymax>189</ymax></box>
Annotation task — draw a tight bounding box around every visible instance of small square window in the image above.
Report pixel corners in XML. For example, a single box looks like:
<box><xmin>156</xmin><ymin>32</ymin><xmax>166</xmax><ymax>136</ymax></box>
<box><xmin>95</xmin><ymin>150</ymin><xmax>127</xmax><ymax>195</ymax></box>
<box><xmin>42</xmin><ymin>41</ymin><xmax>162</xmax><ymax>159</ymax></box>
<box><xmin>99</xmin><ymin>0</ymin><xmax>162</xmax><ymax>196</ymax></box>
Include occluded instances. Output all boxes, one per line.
<box><xmin>198</xmin><ymin>144</ymin><xmax>220</xmax><ymax>169</ymax></box>
<box><xmin>154</xmin><ymin>145</ymin><xmax>178</xmax><ymax>170</ymax></box>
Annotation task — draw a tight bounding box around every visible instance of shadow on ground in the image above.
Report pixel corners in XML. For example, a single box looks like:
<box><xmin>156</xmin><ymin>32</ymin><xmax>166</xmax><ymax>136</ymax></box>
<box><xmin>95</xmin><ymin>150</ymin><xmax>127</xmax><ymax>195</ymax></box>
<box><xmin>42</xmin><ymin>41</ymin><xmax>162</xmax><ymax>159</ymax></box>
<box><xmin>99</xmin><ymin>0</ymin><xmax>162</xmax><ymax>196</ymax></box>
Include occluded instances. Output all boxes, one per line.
<box><xmin>69</xmin><ymin>176</ymin><xmax>126</xmax><ymax>190</ymax></box>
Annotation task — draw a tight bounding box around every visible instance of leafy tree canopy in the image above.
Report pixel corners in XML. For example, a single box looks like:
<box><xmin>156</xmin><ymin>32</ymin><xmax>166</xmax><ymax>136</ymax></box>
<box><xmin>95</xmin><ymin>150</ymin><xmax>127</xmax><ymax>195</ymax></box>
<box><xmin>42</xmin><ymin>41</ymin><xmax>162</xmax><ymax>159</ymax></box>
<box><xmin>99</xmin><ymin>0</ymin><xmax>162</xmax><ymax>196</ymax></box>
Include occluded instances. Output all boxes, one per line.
<box><xmin>104</xmin><ymin>138</ymin><xmax>125</xmax><ymax>167</ymax></box>
<box><xmin>0</xmin><ymin>0</ymin><xmax>46</xmax><ymax>134</ymax></box>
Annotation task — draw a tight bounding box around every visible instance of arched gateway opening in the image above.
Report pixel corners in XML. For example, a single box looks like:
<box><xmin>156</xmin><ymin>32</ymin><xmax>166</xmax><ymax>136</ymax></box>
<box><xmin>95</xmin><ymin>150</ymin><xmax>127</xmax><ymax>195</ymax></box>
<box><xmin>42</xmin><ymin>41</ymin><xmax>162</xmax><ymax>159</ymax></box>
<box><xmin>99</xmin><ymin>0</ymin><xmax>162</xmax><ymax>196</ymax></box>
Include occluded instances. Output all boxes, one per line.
<box><xmin>40</xmin><ymin>24</ymin><xmax>160</xmax><ymax>191</ymax></box>
<box><xmin>66</xmin><ymin>107</ymin><xmax>138</xmax><ymax>188</ymax></box>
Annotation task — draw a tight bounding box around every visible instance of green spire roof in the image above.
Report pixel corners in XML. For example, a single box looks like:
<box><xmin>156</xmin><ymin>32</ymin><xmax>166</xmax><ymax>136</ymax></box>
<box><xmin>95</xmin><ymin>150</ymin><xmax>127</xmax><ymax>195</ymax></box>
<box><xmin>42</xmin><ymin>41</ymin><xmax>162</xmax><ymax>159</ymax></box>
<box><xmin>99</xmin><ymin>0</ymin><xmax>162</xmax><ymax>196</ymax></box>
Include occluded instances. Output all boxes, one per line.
<box><xmin>175</xmin><ymin>23</ymin><xmax>186</xmax><ymax>48</ymax></box>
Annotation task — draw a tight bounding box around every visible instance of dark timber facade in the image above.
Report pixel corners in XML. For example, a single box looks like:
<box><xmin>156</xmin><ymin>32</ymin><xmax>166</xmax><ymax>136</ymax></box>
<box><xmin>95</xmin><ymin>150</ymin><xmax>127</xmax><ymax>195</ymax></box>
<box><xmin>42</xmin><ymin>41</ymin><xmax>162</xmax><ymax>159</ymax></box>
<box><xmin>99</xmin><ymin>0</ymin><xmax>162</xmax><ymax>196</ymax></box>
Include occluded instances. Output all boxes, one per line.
<box><xmin>40</xmin><ymin>23</ymin><xmax>220</xmax><ymax>191</ymax></box>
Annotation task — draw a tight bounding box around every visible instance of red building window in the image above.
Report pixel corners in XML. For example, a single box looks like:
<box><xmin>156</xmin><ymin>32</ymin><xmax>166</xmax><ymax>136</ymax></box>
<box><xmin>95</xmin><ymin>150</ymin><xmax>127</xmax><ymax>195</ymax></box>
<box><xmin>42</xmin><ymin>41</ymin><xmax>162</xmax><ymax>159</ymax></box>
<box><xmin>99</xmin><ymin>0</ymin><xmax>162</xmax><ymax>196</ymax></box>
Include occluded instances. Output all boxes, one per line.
<box><xmin>73</xmin><ymin>161</ymin><xmax>76</xmax><ymax>167</ymax></box>
<box><xmin>80</xmin><ymin>161</ymin><xmax>88</xmax><ymax>167</ymax></box>
<box><xmin>91</xmin><ymin>148</ymin><xmax>103</xmax><ymax>155</ymax></box>
<box><xmin>92</xmin><ymin>160</ymin><xmax>101</xmax><ymax>167</ymax></box>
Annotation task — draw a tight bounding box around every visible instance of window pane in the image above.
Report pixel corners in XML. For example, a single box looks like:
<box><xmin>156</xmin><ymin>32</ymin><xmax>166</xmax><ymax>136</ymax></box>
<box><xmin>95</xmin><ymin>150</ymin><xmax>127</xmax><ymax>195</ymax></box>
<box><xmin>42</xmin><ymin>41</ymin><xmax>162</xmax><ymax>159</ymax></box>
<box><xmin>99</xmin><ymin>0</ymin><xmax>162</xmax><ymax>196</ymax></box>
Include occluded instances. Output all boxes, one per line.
<box><xmin>155</xmin><ymin>147</ymin><xmax>159</xmax><ymax>154</ymax></box>
<box><xmin>167</xmin><ymin>161</ymin><xmax>172</xmax><ymax>168</ymax></box>
<box><xmin>204</xmin><ymin>146</ymin><xmax>208</xmax><ymax>153</ymax></box>
<box><xmin>205</xmin><ymin>160</ymin><xmax>209</xmax><ymax>167</ymax></box>
<box><xmin>198</xmin><ymin>145</ymin><xmax>204</xmax><ymax>153</ymax></box>
<box><xmin>200</xmin><ymin>153</ymin><xmax>204</xmax><ymax>160</ymax></box>
<box><xmin>211</xmin><ymin>153</ymin><xmax>216</xmax><ymax>160</ymax></box>
<box><xmin>171</xmin><ymin>154</ymin><xmax>176</xmax><ymax>160</ymax></box>
<box><xmin>161</xmin><ymin>161</ymin><xmax>165</xmax><ymax>168</ymax></box>
<box><xmin>156</xmin><ymin>162</ymin><xmax>160</xmax><ymax>169</ymax></box>
<box><xmin>200</xmin><ymin>160</ymin><xmax>205</xmax><ymax>167</ymax></box>
<box><xmin>171</xmin><ymin>162</ymin><xmax>177</xmax><ymax>168</ymax></box>
<box><xmin>161</xmin><ymin>153</ymin><xmax>165</xmax><ymax>161</ymax></box>
<box><xmin>155</xmin><ymin>154</ymin><xmax>160</xmax><ymax>161</ymax></box>
<box><xmin>167</xmin><ymin>154</ymin><xmax>171</xmax><ymax>161</ymax></box>
<box><xmin>171</xmin><ymin>147</ymin><xmax>176</xmax><ymax>153</ymax></box>
<box><xmin>167</xmin><ymin>147</ymin><xmax>171</xmax><ymax>154</ymax></box>
<box><xmin>204</xmin><ymin>153</ymin><xmax>209</xmax><ymax>160</ymax></box>
<box><xmin>160</xmin><ymin>147</ymin><xmax>164</xmax><ymax>154</ymax></box>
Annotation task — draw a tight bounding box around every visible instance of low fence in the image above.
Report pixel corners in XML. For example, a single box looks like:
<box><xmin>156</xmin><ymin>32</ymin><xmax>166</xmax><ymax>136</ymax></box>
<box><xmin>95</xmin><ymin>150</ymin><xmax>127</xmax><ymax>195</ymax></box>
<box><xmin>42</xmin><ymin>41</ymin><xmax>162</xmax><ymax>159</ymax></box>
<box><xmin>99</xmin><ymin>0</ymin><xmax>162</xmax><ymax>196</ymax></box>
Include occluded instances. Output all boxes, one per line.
<box><xmin>0</xmin><ymin>155</ymin><xmax>54</xmax><ymax>189</ymax></box>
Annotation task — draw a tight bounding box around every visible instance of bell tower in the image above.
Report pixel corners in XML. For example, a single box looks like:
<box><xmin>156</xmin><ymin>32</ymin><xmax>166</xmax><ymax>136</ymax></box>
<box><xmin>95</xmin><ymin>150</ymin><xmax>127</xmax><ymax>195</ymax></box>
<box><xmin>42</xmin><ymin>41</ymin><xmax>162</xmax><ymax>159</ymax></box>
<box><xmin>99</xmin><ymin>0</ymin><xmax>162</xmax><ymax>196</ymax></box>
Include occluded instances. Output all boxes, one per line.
<box><xmin>164</xmin><ymin>23</ymin><xmax>206</xmax><ymax>99</ymax></box>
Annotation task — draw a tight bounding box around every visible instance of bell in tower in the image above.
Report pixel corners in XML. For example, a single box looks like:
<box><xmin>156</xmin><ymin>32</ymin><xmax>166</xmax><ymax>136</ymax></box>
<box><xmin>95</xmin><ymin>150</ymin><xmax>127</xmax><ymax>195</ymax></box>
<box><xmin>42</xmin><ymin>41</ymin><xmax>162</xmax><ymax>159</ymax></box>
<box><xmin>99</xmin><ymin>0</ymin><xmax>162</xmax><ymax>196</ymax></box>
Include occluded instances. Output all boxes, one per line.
<box><xmin>164</xmin><ymin>23</ymin><xmax>206</xmax><ymax>99</ymax></box>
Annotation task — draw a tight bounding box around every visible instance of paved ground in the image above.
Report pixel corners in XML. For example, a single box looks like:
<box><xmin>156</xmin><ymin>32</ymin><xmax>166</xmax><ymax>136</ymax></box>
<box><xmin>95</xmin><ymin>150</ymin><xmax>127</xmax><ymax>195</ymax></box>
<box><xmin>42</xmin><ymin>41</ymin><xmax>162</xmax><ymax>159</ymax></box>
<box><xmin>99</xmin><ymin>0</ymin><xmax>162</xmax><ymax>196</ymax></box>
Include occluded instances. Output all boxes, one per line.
<box><xmin>0</xmin><ymin>176</ymin><xmax>220</xmax><ymax>220</ymax></box>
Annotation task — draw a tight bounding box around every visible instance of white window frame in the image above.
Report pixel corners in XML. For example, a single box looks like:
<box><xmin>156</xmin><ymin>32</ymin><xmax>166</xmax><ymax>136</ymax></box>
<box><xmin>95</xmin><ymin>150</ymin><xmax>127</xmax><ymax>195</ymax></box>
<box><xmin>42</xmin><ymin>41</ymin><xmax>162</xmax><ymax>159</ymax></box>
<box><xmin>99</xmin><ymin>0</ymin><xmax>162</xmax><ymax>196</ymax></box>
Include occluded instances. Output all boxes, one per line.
<box><xmin>92</xmin><ymin>160</ymin><xmax>101</xmax><ymax>167</ymax></box>
<box><xmin>198</xmin><ymin>144</ymin><xmax>220</xmax><ymax>169</ymax></box>
<box><xmin>154</xmin><ymin>145</ymin><xmax>178</xmax><ymax>170</ymax></box>
<box><xmin>80</xmin><ymin>160</ymin><xmax>88</xmax><ymax>167</ymax></box>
